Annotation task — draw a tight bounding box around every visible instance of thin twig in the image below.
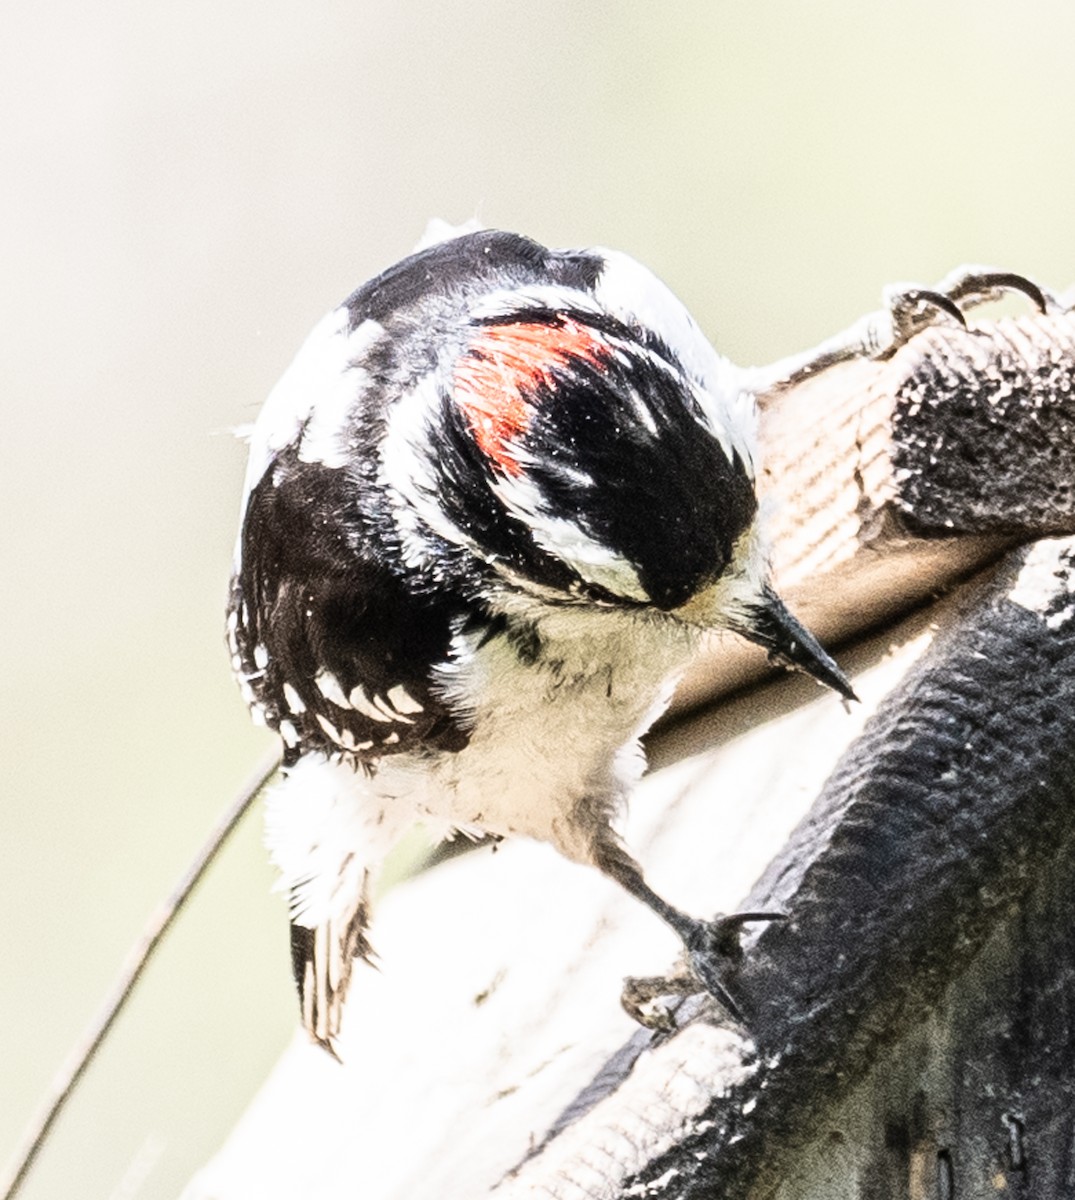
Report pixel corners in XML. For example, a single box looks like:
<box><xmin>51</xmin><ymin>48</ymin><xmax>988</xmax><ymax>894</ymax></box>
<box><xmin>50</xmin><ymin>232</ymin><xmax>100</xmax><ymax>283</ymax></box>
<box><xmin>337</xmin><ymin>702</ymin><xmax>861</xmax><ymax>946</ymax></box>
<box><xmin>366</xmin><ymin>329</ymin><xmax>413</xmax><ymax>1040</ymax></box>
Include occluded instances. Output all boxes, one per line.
<box><xmin>0</xmin><ymin>751</ymin><xmax>281</xmax><ymax>1200</ymax></box>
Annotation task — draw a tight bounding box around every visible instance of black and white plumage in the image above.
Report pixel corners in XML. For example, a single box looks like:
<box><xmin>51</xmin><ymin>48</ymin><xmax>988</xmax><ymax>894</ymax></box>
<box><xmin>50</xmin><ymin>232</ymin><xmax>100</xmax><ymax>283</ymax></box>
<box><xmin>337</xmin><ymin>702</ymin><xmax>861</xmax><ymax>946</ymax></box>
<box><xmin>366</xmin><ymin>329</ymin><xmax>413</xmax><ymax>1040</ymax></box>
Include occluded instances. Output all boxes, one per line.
<box><xmin>227</xmin><ymin>225</ymin><xmax>853</xmax><ymax>1051</ymax></box>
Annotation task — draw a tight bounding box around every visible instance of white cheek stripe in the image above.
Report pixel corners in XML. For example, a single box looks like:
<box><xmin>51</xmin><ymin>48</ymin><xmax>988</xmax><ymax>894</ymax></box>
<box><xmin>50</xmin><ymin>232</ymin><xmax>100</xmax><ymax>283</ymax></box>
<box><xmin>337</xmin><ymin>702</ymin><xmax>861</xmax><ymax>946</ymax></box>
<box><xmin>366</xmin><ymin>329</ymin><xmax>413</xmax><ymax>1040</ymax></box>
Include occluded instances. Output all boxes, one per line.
<box><xmin>379</xmin><ymin>373</ymin><xmax>485</xmax><ymax>566</ymax></box>
<box><xmin>493</xmin><ymin>471</ymin><xmax>648</xmax><ymax>601</ymax></box>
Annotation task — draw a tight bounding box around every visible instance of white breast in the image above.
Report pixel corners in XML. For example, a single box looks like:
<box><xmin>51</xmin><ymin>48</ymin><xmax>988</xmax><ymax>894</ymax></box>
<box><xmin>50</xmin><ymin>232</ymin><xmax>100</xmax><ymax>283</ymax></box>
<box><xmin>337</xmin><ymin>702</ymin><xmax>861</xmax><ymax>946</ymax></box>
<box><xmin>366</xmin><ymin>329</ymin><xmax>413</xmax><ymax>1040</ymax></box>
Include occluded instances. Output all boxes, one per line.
<box><xmin>419</xmin><ymin>604</ymin><xmax>695</xmax><ymax>862</ymax></box>
<box><xmin>267</xmin><ymin>604</ymin><xmax>694</xmax><ymax>930</ymax></box>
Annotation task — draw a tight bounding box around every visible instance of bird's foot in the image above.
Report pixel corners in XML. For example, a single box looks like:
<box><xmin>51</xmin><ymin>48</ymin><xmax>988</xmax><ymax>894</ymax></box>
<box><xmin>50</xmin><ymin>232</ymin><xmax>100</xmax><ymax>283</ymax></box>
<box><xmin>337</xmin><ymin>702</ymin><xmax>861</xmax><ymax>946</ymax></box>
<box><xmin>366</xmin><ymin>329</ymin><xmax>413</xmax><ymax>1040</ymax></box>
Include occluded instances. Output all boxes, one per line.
<box><xmin>933</xmin><ymin>265</ymin><xmax>1067</xmax><ymax>317</ymax></box>
<box><xmin>748</xmin><ymin>266</ymin><xmax>1068</xmax><ymax>396</ymax></box>
<box><xmin>620</xmin><ymin>970</ymin><xmax>696</xmax><ymax>1031</ymax></box>
<box><xmin>621</xmin><ymin>911</ymin><xmax>785</xmax><ymax>1029</ymax></box>
<box><xmin>682</xmin><ymin>910</ymin><xmax>786</xmax><ymax>1021</ymax></box>
<box><xmin>877</xmin><ymin>267</ymin><xmax>1065</xmax><ymax>360</ymax></box>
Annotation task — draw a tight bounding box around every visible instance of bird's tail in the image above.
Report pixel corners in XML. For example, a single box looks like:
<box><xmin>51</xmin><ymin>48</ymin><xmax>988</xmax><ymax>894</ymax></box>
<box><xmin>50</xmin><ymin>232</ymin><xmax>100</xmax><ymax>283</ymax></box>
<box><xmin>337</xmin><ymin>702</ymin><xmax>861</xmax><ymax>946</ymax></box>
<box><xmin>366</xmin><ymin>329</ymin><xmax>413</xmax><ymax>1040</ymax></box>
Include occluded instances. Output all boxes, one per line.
<box><xmin>290</xmin><ymin>891</ymin><xmax>373</xmax><ymax>1057</ymax></box>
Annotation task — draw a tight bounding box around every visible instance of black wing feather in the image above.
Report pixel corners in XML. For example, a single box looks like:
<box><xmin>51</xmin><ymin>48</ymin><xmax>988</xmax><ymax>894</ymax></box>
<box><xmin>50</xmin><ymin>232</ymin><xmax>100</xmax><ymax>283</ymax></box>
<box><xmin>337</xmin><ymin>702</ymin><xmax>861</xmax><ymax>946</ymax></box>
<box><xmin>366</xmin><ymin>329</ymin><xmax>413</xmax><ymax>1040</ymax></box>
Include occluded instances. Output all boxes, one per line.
<box><xmin>228</xmin><ymin>231</ymin><xmax>611</xmax><ymax>764</ymax></box>
<box><xmin>230</xmin><ymin>445</ymin><xmax>469</xmax><ymax>762</ymax></box>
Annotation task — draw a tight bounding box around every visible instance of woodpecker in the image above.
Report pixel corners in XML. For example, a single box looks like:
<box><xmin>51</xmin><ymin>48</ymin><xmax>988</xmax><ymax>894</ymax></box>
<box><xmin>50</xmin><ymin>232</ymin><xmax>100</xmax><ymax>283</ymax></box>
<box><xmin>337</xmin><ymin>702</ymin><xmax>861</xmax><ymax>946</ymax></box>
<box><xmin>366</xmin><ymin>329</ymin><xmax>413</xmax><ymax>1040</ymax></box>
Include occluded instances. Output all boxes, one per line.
<box><xmin>227</xmin><ymin>225</ymin><xmax>854</xmax><ymax>1052</ymax></box>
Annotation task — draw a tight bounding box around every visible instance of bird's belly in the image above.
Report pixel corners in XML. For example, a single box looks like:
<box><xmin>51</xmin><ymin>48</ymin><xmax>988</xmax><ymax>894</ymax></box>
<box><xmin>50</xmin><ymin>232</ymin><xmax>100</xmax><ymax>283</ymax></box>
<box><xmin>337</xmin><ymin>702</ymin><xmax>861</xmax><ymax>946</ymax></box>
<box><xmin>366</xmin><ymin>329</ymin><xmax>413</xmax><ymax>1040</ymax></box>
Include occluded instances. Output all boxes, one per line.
<box><xmin>414</xmin><ymin>614</ymin><xmax>693</xmax><ymax>859</ymax></box>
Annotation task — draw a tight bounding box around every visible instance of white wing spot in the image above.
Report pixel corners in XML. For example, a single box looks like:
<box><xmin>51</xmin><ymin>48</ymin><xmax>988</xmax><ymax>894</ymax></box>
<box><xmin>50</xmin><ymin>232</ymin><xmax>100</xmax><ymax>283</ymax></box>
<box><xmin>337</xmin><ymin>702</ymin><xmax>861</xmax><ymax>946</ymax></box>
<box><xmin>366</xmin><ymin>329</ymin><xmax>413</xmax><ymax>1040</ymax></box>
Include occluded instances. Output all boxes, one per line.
<box><xmin>373</xmin><ymin>693</ymin><xmax>415</xmax><ymax>724</ymax></box>
<box><xmin>253</xmin><ymin>644</ymin><xmax>269</xmax><ymax>669</ymax></box>
<box><xmin>384</xmin><ymin>731</ymin><xmax>400</xmax><ymax>745</ymax></box>
<box><xmin>316</xmin><ymin>714</ymin><xmax>345</xmax><ymax>745</ymax></box>
<box><xmin>348</xmin><ymin>685</ymin><xmax>392</xmax><ymax>723</ymax></box>
<box><xmin>387</xmin><ymin>684</ymin><xmax>424</xmax><ymax>714</ymax></box>
<box><xmin>279</xmin><ymin>720</ymin><xmax>299</xmax><ymax>748</ymax></box>
<box><xmin>315</xmin><ymin>672</ymin><xmax>352</xmax><ymax>709</ymax></box>
<box><xmin>283</xmin><ymin>683</ymin><xmax>307</xmax><ymax>714</ymax></box>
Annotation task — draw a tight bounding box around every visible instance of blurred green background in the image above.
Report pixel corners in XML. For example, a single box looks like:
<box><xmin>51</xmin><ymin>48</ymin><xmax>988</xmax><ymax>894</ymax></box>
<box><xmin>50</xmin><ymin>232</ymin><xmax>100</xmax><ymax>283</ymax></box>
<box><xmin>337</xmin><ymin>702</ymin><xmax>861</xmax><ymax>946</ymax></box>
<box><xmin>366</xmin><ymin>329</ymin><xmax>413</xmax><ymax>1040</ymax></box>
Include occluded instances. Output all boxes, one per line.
<box><xmin>4</xmin><ymin>2</ymin><xmax>1075</xmax><ymax>1196</ymax></box>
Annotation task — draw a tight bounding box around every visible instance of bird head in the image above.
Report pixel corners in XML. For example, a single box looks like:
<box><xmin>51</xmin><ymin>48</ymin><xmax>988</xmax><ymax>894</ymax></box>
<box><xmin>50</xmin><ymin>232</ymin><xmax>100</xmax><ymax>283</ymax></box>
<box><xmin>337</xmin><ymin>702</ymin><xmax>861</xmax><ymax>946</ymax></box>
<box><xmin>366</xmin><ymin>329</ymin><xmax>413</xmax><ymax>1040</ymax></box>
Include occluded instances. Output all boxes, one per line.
<box><xmin>371</xmin><ymin>231</ymin><xmax>852</xmax><ymax>699</ymax></box>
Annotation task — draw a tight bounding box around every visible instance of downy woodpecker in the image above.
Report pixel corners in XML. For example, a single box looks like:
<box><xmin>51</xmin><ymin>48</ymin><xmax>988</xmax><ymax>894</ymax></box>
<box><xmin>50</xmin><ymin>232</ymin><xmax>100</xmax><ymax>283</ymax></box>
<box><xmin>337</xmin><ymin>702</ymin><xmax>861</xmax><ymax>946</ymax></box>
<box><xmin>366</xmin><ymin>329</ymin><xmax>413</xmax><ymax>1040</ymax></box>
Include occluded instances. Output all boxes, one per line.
<box><xmin>227</xmin><ymin>226</ymin><xmax>854</xmax><ymax>1052</ymax></box>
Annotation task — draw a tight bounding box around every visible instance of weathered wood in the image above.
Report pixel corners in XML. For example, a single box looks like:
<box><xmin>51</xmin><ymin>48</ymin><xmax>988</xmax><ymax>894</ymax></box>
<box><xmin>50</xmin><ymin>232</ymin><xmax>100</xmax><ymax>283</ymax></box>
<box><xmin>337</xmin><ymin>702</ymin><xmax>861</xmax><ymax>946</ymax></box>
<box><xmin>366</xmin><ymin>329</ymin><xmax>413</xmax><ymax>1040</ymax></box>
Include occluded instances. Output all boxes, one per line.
<box><xmin>886</xmin><ymin>313</ymin><xmax>1075</xmax><ymax>536</ymax></box>
<box><xmin>677</xmin><ymin>308</ymin><xmax>1075</xmax><ymax>711</ymax></box>
<box><xmin>762</xmin><ymin>833</ymin><xmax>1075</xmax><ymax>1199</ymax></box>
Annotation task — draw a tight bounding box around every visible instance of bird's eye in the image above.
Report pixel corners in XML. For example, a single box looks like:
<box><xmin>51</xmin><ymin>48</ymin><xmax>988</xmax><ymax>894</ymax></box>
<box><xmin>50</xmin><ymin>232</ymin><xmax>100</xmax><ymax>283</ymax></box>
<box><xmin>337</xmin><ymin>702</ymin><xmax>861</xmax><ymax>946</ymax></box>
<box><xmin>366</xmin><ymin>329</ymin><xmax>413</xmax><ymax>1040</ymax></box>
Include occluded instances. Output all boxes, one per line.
<box><xmin>570</xmin><ymin>578</ymin><xmax>646</xmax><ymax>608</ymax></box>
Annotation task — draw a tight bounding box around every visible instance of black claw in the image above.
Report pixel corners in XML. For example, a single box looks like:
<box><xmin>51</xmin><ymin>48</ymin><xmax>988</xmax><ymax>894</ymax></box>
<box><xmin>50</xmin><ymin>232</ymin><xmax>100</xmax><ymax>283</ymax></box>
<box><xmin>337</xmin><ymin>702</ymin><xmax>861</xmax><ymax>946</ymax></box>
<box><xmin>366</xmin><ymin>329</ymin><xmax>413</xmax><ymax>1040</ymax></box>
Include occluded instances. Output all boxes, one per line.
<box><xmin>720</xmin><ymin>911</ymin><xmax>784</xmax><ymax>952</ymax></box>
<box><xmin>948</xmin><ymin>271</ymin><xmax>1049</xmax><ymax>314</ymax></box>
<box><xmin>908</xmin><ymin>289</ymin><xmax>968</xmax><ymax>329</ymax></box>
<box><xmin>691</xmin><ymin>910</ymin><xmax>786</xmax><ymax>958</ymax></box>
<box><xmin>721</xmin><ymin>910</ymin><xmax>789</xmax><ymax>926</ymax></box>
<box><xmin>680</xmin><ymin>911</ymin><xmax>787</xmax><ymax>1020</ymax></box>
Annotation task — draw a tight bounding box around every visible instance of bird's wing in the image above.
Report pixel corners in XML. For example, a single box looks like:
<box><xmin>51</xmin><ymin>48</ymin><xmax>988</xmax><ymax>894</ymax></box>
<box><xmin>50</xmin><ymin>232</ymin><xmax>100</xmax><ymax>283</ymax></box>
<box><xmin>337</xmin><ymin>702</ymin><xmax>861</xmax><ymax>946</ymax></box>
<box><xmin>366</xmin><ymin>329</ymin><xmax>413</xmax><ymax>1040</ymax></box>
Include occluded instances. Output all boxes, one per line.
<box><xmin>228</xmin><ymin>440</ymin><xmax>470</xmax><ymax>764</ymax></box>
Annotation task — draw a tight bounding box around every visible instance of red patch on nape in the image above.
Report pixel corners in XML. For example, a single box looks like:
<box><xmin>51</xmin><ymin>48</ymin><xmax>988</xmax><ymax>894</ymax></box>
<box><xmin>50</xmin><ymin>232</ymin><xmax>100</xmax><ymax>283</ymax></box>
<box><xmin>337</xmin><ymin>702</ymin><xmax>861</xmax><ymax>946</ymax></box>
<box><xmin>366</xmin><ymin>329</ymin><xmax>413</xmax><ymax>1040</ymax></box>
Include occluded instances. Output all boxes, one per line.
<box><xmin>452</xmin><ymin>318</ymin><xmax>607</xmax><ymax>476</ymax></box>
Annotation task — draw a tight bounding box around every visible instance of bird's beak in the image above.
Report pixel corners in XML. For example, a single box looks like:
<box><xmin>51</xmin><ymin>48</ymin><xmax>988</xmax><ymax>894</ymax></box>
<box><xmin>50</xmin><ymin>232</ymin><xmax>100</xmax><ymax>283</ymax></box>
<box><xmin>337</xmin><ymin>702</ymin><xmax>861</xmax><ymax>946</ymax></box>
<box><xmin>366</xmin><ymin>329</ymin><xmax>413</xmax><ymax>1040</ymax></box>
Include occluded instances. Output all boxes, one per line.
<box><xmin>734</xmin><ymin>585</ymin><xmax>857</xmax><ymax>702</ymax></box>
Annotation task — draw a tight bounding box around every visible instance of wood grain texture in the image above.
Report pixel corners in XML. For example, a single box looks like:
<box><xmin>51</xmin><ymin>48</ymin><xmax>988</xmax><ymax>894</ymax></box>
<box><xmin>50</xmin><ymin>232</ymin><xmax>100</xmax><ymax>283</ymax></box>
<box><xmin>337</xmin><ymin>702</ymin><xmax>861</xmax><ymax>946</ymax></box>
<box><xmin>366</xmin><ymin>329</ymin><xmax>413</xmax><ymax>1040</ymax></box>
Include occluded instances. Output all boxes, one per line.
<box><xmin>677</xmin><ymin>308</ymin><xmax>1075</xmax><ymax>712</ymax></box>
